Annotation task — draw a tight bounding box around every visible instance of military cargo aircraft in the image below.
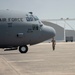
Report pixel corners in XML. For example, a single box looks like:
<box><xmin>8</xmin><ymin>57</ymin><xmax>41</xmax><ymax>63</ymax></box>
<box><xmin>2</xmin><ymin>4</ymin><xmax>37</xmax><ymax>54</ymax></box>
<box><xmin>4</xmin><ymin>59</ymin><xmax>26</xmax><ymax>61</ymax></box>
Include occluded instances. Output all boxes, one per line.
<box><xmin>0</xmin><ymin>10</ymin><xmax>56</xmax><ymax>53</ymax></box>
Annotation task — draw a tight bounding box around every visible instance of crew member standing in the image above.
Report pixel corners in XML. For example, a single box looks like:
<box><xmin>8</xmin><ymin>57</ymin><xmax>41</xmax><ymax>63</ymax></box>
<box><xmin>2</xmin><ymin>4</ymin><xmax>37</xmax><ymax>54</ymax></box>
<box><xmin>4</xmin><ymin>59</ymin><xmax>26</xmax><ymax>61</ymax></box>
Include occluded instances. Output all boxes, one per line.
<box><xmin>51</xmin><ymin>37</ymin><xmax>56</xmax><ymax>50</ymax></box>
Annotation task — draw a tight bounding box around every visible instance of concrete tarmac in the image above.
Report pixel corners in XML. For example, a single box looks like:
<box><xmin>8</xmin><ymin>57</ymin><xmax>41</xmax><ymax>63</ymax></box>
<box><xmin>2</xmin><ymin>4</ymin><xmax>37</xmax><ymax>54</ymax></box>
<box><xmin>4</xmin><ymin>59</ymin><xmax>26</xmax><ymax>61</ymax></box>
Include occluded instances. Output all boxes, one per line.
<box><xmin>0</xmin><ymin>42</ymin><xmax>75</xmax><ymax>75</ymax></box>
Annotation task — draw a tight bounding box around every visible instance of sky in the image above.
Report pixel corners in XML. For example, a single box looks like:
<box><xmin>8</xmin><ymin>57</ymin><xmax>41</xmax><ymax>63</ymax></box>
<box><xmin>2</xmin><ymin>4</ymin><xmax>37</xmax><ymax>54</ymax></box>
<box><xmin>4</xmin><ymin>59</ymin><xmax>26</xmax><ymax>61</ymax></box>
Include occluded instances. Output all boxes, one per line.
<box><xmin>0</xmin><ymin>0</ymin><xmax>75</xmax><ymax>29</ymax></box>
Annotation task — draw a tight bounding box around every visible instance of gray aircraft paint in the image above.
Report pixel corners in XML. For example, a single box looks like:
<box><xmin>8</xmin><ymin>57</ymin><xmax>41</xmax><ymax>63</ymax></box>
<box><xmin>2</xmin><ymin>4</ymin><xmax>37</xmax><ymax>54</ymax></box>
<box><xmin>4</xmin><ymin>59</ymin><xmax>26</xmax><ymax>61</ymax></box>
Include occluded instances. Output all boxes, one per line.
<box><xmin>0</xmin><ymin>10</ymin><xmax>56</xmax><ymax>48</ymax></box>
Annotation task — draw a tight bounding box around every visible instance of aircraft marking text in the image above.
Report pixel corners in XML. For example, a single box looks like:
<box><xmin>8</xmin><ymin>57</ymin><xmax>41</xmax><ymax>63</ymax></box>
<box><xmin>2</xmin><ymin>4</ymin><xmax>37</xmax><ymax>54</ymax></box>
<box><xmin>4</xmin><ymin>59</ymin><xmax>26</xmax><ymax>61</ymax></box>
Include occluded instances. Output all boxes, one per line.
<box><xmin>0</xmin><ymin>18</ymin><xmax>23</xmax><ymax>22</ymax></box>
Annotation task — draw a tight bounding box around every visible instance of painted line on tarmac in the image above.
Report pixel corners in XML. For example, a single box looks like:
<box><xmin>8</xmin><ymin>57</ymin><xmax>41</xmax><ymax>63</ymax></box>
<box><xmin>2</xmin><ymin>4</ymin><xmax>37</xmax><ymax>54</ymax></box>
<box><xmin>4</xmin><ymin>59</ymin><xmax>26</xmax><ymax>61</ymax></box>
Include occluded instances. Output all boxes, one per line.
<box><xmin>8</xmin><ymin>59</ymin><xmax>44</xmax><ymax>63</ymax></box>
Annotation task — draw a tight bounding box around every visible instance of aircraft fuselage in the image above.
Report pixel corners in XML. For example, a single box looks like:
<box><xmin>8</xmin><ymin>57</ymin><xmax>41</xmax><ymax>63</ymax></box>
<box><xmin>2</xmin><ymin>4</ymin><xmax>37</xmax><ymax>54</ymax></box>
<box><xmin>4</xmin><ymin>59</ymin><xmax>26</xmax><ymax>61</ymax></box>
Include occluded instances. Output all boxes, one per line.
<box><xmin>0</xmin><ymin>10</ymin><xmax>56</xmax><ymax>53</ymax></box>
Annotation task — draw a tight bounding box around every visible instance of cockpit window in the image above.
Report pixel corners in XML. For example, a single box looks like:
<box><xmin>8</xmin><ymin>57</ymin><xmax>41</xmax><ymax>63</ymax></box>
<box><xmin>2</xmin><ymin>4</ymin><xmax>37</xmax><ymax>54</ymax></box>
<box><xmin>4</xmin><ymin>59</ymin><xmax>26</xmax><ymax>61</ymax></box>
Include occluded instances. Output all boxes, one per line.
<box><xmin>33</xmin><ymin>16</ymin><xmax>39</xmax><ymax>21</ymax></box>
<box><xmin>26</xmin><ymin>14</ymin><xmax>39</xmax><ymax>22</ymax></box>
<box><xmin>26</xmin><ymin>15</ymin><xmax>33</xmax><ymax>21</ymax></box>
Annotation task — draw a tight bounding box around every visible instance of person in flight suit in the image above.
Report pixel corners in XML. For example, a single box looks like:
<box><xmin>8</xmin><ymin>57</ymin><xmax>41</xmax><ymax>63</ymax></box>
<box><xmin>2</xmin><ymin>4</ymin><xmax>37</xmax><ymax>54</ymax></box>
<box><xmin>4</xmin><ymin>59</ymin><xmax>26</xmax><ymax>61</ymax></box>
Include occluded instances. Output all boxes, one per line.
<box><xmin>51</xmin><ymin>37</ymin><xmax>56</xmax><ymax>50</ymax></box>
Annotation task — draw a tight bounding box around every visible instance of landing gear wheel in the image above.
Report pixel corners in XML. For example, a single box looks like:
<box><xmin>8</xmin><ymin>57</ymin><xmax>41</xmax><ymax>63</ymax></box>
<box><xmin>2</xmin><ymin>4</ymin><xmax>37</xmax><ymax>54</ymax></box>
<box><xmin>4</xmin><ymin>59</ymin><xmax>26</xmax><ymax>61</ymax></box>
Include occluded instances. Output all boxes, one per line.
<box><xmin>19</xmin><ymin>45</ymin><xmax>28</xmax><ymax>53</ymax></box>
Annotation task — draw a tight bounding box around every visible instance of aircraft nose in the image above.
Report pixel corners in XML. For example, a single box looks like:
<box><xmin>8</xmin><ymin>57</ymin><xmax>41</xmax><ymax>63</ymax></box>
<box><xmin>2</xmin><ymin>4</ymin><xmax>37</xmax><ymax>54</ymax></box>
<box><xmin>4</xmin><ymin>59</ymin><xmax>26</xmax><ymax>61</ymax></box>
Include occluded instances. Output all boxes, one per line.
<box><xmin>46</xmin><ymin>26</ymin><xmax>56</xmax><ymax>38</ymax></box>
<box><xmin>48</xmin><ymin>26</ymin><xmax>56</xmax><ymax>38</ymax></box>
<box><xmin>42</xmin><ymin>25</ymin><xmax>56</xmax><ymax>39</ymax></box>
